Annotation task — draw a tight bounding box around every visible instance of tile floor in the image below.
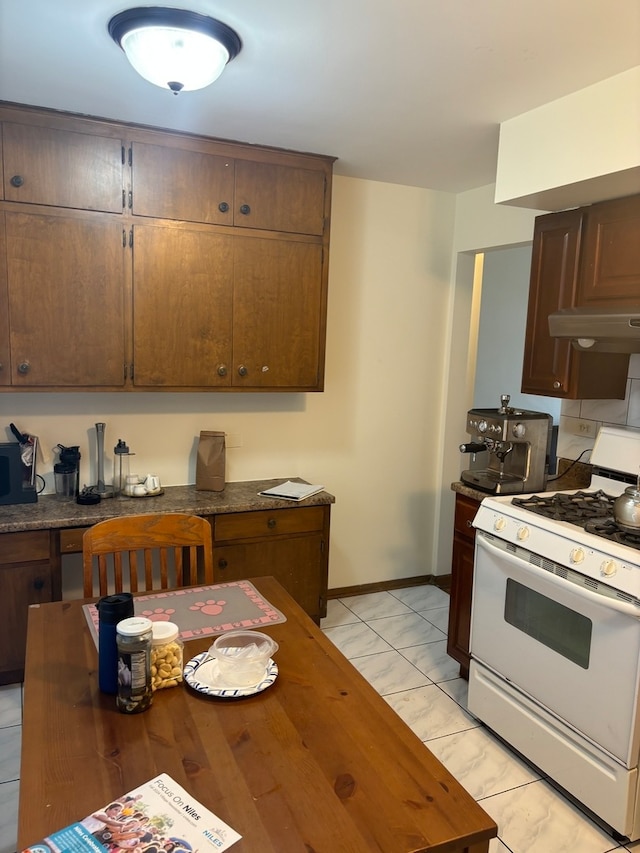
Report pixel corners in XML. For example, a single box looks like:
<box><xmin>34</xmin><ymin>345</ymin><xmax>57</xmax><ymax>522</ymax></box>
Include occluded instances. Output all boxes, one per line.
<box><xmin>1</xmin><ymin>583</ymin><xmax>639</xmax><ymax>853</ymax></box>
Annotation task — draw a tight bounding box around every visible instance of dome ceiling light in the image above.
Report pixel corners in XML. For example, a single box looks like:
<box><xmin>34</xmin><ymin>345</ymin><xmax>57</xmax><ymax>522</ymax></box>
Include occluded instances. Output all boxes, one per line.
<box><xmin>108</xmin><ymin>7</ymin><xmax>242</xmax><ymax>94</ymax></box>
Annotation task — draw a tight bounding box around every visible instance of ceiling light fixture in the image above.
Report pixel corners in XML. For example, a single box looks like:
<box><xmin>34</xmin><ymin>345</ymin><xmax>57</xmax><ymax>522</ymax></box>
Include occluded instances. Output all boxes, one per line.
<box><xmin>108</xmin><ymin>7</ymin><xmax>241</xmax><ymax>95</ymax></box>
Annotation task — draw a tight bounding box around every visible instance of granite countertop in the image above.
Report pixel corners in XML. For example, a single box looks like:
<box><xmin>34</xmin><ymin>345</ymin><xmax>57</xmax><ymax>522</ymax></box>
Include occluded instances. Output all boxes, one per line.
<box><xmin>452</xmin><ymin>458</ymin><xmax>593</xmax><ymax>503</ymax></box>
<box><xmin>0</xmin><ymin>479</ymin><xmax>335</xmax><ymax>534</ymax></box>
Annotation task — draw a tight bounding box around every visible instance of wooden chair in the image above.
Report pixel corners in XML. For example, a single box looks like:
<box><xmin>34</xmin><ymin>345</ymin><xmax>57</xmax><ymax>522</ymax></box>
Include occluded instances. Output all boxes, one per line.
<box><xmin>82</xmin><ymin>513</ymin><xmax>214</xmax><ymax>597</ymax></box>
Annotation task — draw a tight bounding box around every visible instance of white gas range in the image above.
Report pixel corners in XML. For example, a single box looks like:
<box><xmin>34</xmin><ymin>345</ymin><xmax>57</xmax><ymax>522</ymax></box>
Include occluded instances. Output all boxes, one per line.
<box><xmin>468</xmin><ymin>425</ymin><xmax>640</xmax><ymax>841</ymax></box>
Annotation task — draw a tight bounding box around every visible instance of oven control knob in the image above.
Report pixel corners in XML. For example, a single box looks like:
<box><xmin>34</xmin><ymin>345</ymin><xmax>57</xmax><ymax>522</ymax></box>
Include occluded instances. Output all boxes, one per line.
<box><xmin>477</xmin><ymin>420</ymin><xmax>488</xmax><ymax>433</ymax></box>
<box><xmin>512</xmin><ymin>422</ymin><xmax>526</xmax><ymax>439</ymax></box>
<box><xmin>570</xmin><ymin>547</ymin><xmax>585</xmax><ymax>565</ymax></box>
<box><xmin>517</xmin><ymin>526</ymin><xmax>530</xmax><ymax>541</ymax></box>
<box><xmin>600</xmin><ymin>560</ymin><xmax>617</xmax><ymax>578</ymax></box>
<box><xmin>494</xmin><ymin>517</ymin><xmax>507</xmax><ymax>532</ymax></box>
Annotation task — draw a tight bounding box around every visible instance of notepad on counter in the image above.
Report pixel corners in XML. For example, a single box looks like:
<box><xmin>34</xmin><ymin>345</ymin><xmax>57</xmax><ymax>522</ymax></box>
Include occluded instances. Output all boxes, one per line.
<box><xmin>258</xmin><ymin>480</ymin><xmax>325</xmax><ymax>501</ymax></box>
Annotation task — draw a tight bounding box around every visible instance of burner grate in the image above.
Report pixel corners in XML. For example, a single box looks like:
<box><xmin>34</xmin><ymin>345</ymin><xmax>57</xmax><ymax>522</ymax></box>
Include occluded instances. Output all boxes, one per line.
<box><xmin>512</xmin><ymin>490</ymin><xmax>616</xmax><ymax>523</ymax></box>
<box><xmin>512</xmin><ymin>490</ymin><xmax>640</xmax><ymax>551</ymax></box>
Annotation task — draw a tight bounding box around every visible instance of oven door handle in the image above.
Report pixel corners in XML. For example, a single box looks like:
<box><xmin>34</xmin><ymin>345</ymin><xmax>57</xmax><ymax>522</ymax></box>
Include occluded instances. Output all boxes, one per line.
<box><xmin>477</xmin><ymin>533</ymin><xmax>640</xmax><ymax>619</ymax></box>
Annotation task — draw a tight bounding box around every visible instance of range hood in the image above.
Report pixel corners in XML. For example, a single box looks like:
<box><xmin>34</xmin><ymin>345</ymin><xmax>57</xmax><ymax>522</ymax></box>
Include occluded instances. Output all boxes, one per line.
<box><xmin>548</xmin><ymin>307</ymin><xmax>640</xmax><ymax>353</ymax></box>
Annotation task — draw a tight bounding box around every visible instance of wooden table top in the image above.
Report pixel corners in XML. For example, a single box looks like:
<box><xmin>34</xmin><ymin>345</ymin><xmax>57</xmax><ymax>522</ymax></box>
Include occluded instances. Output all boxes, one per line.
<box><xmin>18</xmin><ymin>577</ymin><xmax>496</xmax><ymax>853</ymax></box>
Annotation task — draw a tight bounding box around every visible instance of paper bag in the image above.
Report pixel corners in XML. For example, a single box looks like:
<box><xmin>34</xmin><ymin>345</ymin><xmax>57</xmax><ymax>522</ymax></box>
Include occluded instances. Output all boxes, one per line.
<box><xmin>195</xmin><ymin>431</ymin><xmax>226</xmax><ymax>491</ymax></box>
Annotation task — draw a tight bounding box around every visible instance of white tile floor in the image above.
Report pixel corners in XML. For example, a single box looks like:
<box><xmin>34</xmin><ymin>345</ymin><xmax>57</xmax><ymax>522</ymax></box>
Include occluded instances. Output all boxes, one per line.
<box><xmin>1</xmin><ymin>584</ymin><xmax>639</xmax><ymax>853</ymax></box>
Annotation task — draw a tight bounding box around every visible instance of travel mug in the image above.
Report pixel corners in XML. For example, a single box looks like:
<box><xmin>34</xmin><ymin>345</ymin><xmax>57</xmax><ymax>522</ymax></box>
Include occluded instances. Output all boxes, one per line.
<box><xmin>97</xmin><ymin>593</ymin><xmax>134</xmax><ymax>694</ymax></box>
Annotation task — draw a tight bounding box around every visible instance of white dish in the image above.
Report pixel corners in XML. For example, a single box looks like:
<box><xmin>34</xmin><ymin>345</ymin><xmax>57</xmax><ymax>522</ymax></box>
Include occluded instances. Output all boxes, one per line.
<box><xmin>183</xmin><ymin>652</ymin><xmax>278</xmax><ymax>698</ymax></box>
<box><xmin>126</xmin><ymin>487</ymin><xmax>164</xmax><ymax>498</ymax></box>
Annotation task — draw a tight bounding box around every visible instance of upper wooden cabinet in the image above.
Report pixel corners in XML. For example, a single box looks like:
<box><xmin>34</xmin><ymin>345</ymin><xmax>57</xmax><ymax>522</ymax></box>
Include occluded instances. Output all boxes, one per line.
<box><xmin>521</xmin><ymin>201</ymin><xmax>631</xmax><ymax>400</ymax></box>
<box><xmin>2</xmin><ymin>121</ymin><xmax>124</xmax><ymax>213</ymax></box>
<box><xmin>131</xmin><ymin>142</ymin><xmax>327</xmax><ymax>236</ymax></box>
<box><xmin>0</xmin><ymin>102</ymin><xmax>334</xmax><ymax>392</ymax></box>
<box><xmin>578</xmin><ymin>194</ymin><xmax>640</xmax><ymax>306</ymax></box>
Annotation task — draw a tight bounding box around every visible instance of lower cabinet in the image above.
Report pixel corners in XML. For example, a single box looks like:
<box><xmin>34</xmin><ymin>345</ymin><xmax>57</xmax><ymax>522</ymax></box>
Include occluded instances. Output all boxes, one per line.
<box><xmin>446</xmin><ymin>493</ymin><xmax>480</xmax><ymax>679</ymax></box>
<box><xmin>210</xmin><ymin>506</ymin><xmax>330</xmax><ymax>623</ymax></box>
<box><xmin>0</xmin><ymin>531</ymin><xmax>59</xmax><ymax>685</ymax></box>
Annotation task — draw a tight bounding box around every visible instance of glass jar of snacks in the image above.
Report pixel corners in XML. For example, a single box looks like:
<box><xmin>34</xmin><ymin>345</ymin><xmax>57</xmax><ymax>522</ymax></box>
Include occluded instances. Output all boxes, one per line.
<box><xmin>151</xmin><ymin>621</ymin><xmax>183</xmax><ymax>690</ymax></box>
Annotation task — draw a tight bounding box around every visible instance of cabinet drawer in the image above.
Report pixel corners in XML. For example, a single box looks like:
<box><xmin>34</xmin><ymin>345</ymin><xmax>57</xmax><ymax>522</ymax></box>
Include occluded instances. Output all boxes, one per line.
<box><xmin>454</xmin><ymin>495</ymin><xmax>480</xmax><ymax>540</ymax></box>
<box><xmin>214</xmin><ymin>506</ymin><xmax>325</xmax><ymax>542</ymax></box>
<box><xmin>59</xmin><ymin>527</ymin><xmax>89</xmax><ymax>554</ymax></box>
<box><xmin>0</xmin><ymin>530</ymin><xmax>49</xmax><ymax>564</ymax></box>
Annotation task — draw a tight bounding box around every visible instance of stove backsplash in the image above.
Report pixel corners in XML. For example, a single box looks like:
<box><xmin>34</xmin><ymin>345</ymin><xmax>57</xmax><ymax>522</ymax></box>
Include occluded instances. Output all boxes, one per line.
<box><xmin>557</xmin><ymin>354</ymin><xmax>640</xmax><ymax>464</ymax></box>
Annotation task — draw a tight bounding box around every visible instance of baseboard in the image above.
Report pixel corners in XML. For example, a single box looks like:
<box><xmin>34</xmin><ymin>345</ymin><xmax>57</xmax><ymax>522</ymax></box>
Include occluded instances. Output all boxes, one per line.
<box><xmin>328</xmin><ymin>573</ymin><xmax>451</xmax><ymax>599</ymax></box>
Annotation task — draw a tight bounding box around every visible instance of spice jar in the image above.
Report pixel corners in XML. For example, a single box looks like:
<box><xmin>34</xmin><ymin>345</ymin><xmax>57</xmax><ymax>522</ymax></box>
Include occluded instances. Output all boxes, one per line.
<box><xmin>151</xmin><ymin>621</ymin><xmax>183</xmax><ymax>691</ymax></box>
<box><xmin>116</xmin><ymin>616</ymin><xmax>153</xmax><ymax>713</ymax></box>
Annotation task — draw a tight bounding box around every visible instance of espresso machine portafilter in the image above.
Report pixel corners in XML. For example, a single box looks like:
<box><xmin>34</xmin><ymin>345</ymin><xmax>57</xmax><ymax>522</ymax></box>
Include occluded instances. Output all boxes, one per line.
<box><xmin>459</xmin><ymin>394</ymin><xmax>552</xmax><ymax>494</ymax></box>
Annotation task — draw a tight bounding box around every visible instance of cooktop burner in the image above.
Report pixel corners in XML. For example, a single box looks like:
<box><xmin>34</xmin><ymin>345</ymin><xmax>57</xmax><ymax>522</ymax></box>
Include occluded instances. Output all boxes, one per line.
<box><xmin>512</xmin><ymin>490</ymin><xmax>640</xmax><ymax>552</ymax></box>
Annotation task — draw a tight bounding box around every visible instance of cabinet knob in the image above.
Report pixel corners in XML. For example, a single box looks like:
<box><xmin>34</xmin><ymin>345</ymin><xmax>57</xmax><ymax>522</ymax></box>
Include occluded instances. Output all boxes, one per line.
<box><xmin>217</xmin><ymin>364</ymin><xmax>228</xmax><ymax>377</ymax></box>
<box><xmin>218</xmin><ymin>202</ymin><xmax>229</xmax><ymax>213</ymax></box>
<box><xmin>33</xmin><ymin>578</ymin><xmax>45</xmax><ymax>591</ymax></box>
<box><xmin>18</xmin><ymin>361</ymin><xmax>30</xmax><ymax>375</ymax></box>
<box><xmin>218</xmin><ymin>559</ymin><xmax>228</xmax><ymax>569</ymax></box>
<box><xmin>239</xmin><ymin>204</ymin><xmax>251</xmax><ymax>216</ymax></box>
<box><xmin>267</xmin><ymin>518</ymin><xmax>277</xmax><ymax>529</ymax></box>
<box><xmin>553</xmin><ymin>380</ymin><xmax>562</xmax><ymax>390</ymax></box>
<box><xmin>10</xmin><ymin>174</ymin><xmax>24</xmax><ymax>188</ymax></box>
<box><xmin>237</xmin><ymin>364</ymin><xmax>248</xmax><ymax>377</ymax></box>
<box><xmin>466</xmin><ymin>520</ymin><xmax>473</xmax><ymax>528</ymax></box>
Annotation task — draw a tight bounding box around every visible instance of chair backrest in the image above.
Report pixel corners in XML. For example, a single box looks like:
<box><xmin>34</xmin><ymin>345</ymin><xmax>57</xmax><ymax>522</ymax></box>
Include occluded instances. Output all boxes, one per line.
<box><xmin>82</xmin><ymin>513</ymin><xmax>214</xmax><ymax>597</ymax></box>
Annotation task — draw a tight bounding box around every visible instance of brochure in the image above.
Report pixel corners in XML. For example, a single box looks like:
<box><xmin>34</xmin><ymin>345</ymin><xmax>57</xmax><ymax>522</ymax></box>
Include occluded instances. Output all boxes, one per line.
<box><xmin>21</xmin><ymin>772</ymin><xmax>241</xmax><ymax>853</ymax></box>
<box><xmin>258</xmin><ymin>480</ymin><xmax>324</xmax><ymax>501</ymax></box>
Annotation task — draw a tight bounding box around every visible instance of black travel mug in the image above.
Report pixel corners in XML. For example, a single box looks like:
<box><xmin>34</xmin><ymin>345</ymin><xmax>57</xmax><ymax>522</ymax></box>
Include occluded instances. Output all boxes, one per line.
<box><xmin>97</xmin><ymin>593</ymin><xmax>134</xmax><ymax>694</ymax></box>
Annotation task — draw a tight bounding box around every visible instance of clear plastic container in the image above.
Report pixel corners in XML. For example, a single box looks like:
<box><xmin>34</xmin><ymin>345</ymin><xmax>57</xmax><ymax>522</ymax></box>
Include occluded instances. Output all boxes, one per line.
<box><xmin>209</xmin><ymin>630</ymin><xmax>278</xmax><ymax>687</ymax></box>
<box><xmin>151</xmin><ymin>621</ymin><xmax>183</xmax><ymax>690</ymax></box>
<box><xmin>54</xmin><ymin>462</ymin><xmax>78</xmax><ymax>501</ymax></box>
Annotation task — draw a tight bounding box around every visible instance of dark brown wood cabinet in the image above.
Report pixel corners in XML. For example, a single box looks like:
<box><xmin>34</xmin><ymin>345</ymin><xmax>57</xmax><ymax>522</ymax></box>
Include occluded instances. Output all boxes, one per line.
<box><xmin>578</xmin><ymin>194</ymin><xmax>640</xmax><ymax>306</ymax></box>
<box><xmin>521</xmin><ymin>204</ymin><xmax>630</xmax><ymax>400</ymax></box>
<box><xmin>211</xmin><ymin>506</ymin><xmax>330</xmax><ymax>622</ymax></box>
<box><xmin>0</xmin><ymin>102</ymin><xmax>334</xmax><ymax>392</ymax></box>
<box><xmin>0</xmin><ymin>531</ymin><xmax>59</xmax><ymax>685</ymax></box>
<box><xmin>447</xmin><ymin>493</ymin><xmax>480</xmax><ymax>679</ymax></box>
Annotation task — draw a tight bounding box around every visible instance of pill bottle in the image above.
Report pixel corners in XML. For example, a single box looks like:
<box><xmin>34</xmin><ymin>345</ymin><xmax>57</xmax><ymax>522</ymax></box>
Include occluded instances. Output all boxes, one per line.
<box><xmin>116</xmin><ymin>616</ymin><xmax>153</xmax><ymax>713</ymax></box>
<box><xmin>151</xmin><ymin>621</ymin><xmax>184</xmax><ymax>691</ymax></box>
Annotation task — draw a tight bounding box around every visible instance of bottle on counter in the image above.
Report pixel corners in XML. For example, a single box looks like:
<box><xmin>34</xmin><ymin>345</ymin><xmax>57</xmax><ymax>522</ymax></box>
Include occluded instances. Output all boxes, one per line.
<box><xmin>97</xmin><ymin>593</ymin><xmax>134</xmax><ymax>694</ymax></box>
<box><xmin>116</xmin><ymin>616</ymin><xmax>153</xmax><ymax>713</ymax></box>
<box><xmin>151</xmin><ymin>621</ymin><xmax>183</xmax><ymax>690</ymax></box>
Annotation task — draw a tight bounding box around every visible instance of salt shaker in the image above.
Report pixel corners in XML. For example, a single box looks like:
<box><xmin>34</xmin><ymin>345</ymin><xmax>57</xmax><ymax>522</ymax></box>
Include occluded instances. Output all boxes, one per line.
<box><xmin>116</xmin><ymin>616</ymin><xmax>153</xmax><ymax>713</ymax></box>
<box><xmin>97</xmin><ymin>593</ymin><xmax>134</xmax><ymax>694</ymax></box>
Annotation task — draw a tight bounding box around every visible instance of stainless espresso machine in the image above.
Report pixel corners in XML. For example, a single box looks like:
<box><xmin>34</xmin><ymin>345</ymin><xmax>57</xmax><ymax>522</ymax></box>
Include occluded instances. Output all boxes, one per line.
<box><xmin>460</xmin><ymin>394</ymin><xmax>553</xmax><ymax>494</ymax></box>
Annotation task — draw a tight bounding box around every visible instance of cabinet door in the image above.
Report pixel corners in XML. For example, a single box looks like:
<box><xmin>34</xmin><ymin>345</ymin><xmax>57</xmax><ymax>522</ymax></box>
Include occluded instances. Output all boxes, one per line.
<box><xmin>520</xmin><ymin>208</ymin><xmax>629</xmax><ymax>400</ymax></box>
<box><xmin>233</xmin><ymin>237</ymin><xmax>324</xmax><ymax>388</ymax></box>
<box><xmin>214</xmin><ymin>536</ymin><xmax>326</xmax><ymax>622</ymax></box>
<box><xmin>132</xmin><ymin>224</ymin><xmax>234</xmax><ymax>386</ymax></box>
<box><xmin>446</xmin><ymin>531</ymin><xmax>475</xmax><ymax>678</ymax></box>
<box><xmin>235</xmin><ymin>160</ymin><xmax>326</xmax><ymax>236</ymax></box>
<box><xmin>521</xmin><ymin>209</ymin><xmax>582</xmax><ymax>397</ymax></box>
<box><xmin>131</xmin><ymin>141</ymin><xmax>235</xmax><ymax>225</ymax></box>
<box><xmin>6</xmin><ymin>212</ymin><xmax>126</xmax><ymax>386</ymax></box>
<box><xmin>579</xmin><ymin>194</ymin><xmax>640</xmax><ymax>305</ymax></box>
<box><xmin>3</xmin><ymin>122</ymin><xmax>124</xmax><ymax>213</ymax></box>
<box><xmin>0</xmin><ymin>216</ymin><xmax>9</xmax><ymax>385</ymax></box>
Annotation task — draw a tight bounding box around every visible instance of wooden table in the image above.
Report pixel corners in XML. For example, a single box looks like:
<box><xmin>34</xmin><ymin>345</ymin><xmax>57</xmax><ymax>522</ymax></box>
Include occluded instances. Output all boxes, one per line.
<box><xmin>18</xmin><ymin>577</ymin><xmax>497</xmax><ymax>853</ymax></box>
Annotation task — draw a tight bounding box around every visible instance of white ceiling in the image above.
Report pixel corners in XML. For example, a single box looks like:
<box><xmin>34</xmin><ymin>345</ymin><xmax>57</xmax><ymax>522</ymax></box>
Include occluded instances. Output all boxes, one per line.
<box><xmin>1</xmin><ymin>0</ymin><xmax>639</xmax><ymax>193</ymax></box>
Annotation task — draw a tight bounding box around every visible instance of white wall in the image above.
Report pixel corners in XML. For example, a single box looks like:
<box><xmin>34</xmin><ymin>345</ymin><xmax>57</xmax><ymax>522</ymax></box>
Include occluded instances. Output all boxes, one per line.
<box><xmin>3</xmin><ymin>175</ymin><xmax>457</xmax><ymax>590</ymax></box>
<box><xmin>495</xmin><ymin>66</ymin><xmax>640</xmax><ymax>210</ymax></box>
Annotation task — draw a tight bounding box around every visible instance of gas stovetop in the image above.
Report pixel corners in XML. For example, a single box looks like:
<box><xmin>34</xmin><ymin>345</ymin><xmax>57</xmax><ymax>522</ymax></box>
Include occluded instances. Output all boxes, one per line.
<box><xmin>512</xmin><ymin>489</ymin><xmax>640</xmax><ymax>552</ymax></box>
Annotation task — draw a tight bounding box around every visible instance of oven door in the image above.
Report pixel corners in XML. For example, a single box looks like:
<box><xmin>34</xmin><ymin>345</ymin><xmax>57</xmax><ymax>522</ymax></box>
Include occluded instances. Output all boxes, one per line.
<box><xmin>470</xmin><ymin>531</ymin><xmax>640</xmax><ymax>767</ymax></box>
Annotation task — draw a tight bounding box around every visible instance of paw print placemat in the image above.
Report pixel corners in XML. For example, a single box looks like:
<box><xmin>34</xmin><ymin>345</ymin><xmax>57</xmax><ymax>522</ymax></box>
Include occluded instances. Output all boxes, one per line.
<box><xmin>83</xmin><ymin>580</ymin><xmax>287</xmax><ymax>650</ymax></box>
